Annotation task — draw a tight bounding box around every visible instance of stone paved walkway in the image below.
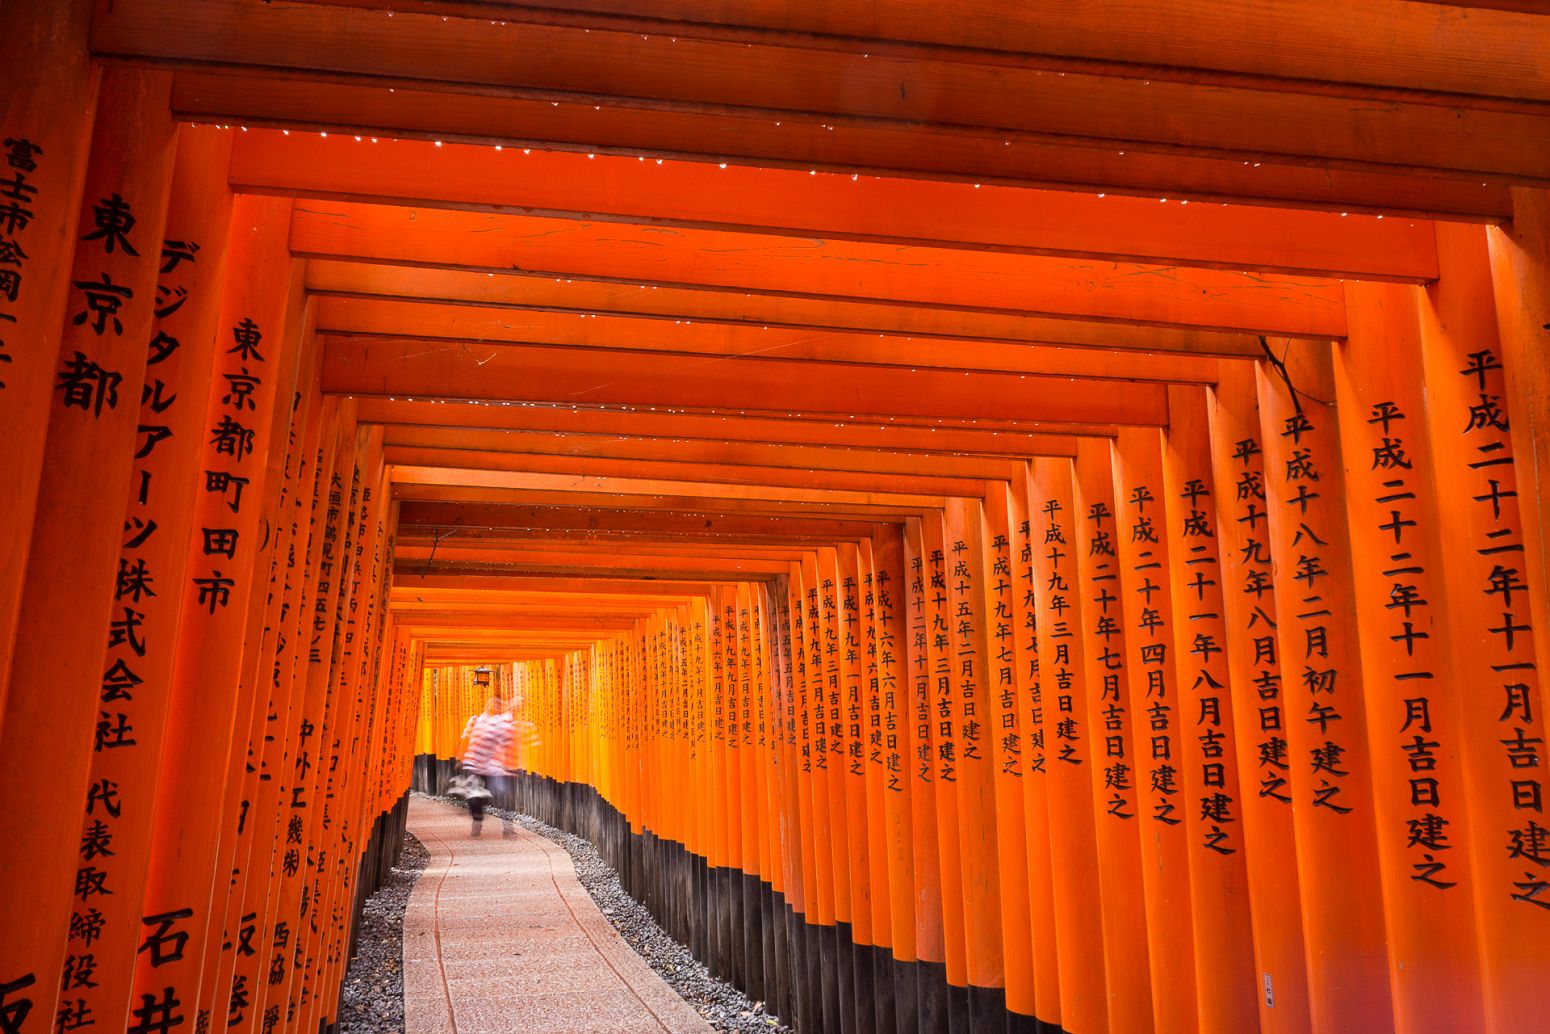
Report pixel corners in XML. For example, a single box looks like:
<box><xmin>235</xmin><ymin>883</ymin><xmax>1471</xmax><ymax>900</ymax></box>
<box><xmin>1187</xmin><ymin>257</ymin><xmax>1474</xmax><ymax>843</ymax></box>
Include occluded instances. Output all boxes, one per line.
<box><xmin>404</xmin><ymin>796</ymin><xmax>713</xmax><ymax>1034</ymax></box>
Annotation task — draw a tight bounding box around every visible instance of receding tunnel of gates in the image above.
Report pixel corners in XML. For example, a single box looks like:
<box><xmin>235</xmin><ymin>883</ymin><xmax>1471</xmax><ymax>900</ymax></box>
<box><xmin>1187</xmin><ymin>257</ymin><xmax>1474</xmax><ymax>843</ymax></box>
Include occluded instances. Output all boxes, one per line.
<box><xmin>3</xmin><ymin>8</ymin><xmax>1550</xmax><ymax>1034</ymax></box>
<box><xmin>407</xmin><ymin>304</ymin><xmax>1550</xmax><ymax>1034</ymax></box>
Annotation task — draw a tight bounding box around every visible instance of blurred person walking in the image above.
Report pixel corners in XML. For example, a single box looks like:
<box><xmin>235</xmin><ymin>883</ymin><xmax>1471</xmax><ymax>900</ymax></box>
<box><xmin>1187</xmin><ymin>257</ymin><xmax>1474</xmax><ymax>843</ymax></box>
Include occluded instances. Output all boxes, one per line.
<box><xmin>457</xmin><ymin>695</ymin><xmax>516</xmax><ymax>836</ymax></box>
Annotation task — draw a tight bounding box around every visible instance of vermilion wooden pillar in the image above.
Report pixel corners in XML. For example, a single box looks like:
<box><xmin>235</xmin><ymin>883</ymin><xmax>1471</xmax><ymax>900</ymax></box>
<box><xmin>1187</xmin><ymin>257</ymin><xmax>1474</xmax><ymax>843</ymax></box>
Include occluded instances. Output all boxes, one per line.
<box><xmin>0</xmin><ymin>68</ymin><xmax>176</xmax><ymax>1034</ymax></box>
<box><xmin>867</xmin><ymin>529</ymin><xmax>918</xmax><ymax>1010</ymax></box>
<box><xmin>1337</xmin><ymin>281</ymin><xmax>1487</xmax><ymax>1031</ymax></box>
<box><xmin>1422</xmin><ymin>222</ymin><xmax>1550</xmax><ymax>1034</ymax></box>
<box><xmin>921</xmin><ymin>512</ymin><xmax>970</xmax><ymax>1002</ymax></box>
<box><xmin>1027</xmin><ymin>458</ymin><xmax>1108</xmax><ymax>1034</ymax></box>
<box><xmin>245</xmin><ymin>380</ymin><xmax>332</xmax><ymax>1028</ymax></box>
<box><xmin>1161</xmin><ymin>385</ymin><xmax>1260</xmax><ymax>1034</ymax></box>
<box><xmin>902</xmin><ymin>516</ymin><xmax>949</xmax><ymax>1020</ymax></box>
<box><xmin>299</xmin><ymin>427</ymin><xmax>383</xmax><ymax>1031</ymax></box>
<box><xmin>942</xmin><ymin>496</ymin><xmax>1007</xmax><ymax>1024</ymax></box>
<box><xmin>268</xmin><ymin>398</ymin><xmax>355</xmax><ymax>1023</ymax></box>
<box><xmin>1486</xmin><ymin>190</ymin><xmax>1550</xmax><ymax>734</ymax></box>
<box><xmin>222</xmin><ymin>322</ymin><xmax>325</xmax><ymax>1032</ymax></box>
<box><xmin>1205</xmin><ymin>362</ymin><xmax>1313</xmax><ymax>1034</ymax></box>
<box><xmin>261</xmin><ymin>396</ymin><xmax>347</xmax><ymax>1025</ymax></box>
<box><xmin>130</xmin><ymin>195</ymin><xmax>299</xmax><ymax>1028</ymax></box>
<box><xmin>1110</xmin><ymin>427</ymin><xmax>1197</xmax><ymax>1034</ymax></box>
<box><xmin>193</xmin><ymin>275</ymin><xmax>313</xmax><ymax>1034</ymax></box>
<box><xmin>1011</xmin><ymin>467</ymin><xmax>1061</xmax><ymax>1032</ymax></box>
<box><xmin>1255</xmin><ymin>344</ymin><xmax>1395</xmax><ymax>1031</ymax></box>
<box><xmin>0</xmin><ymin>0</ymin><xmax>99</xmax><ymax>714</ymax></box>
<box><xmin>978</xmin><ymin>486</ymin><xmax>1036</xmax><ymax>1024</ymax></box>
<box><xmin>58</xmin><ymin>125</ymin><xmax>235</xmax><ymax>1034</ymax></box>
<box><xmin>1070</xmin><ymin>439</ymin><xmax>1153</xmax><ymax>1034</ymax></box>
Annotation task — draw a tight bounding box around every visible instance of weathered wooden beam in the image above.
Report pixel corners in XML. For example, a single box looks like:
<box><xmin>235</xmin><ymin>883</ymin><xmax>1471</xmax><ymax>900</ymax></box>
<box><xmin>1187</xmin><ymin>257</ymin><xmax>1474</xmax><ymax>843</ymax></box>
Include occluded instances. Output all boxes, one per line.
<box><xmin>294</xmin><ymin>202</ymin><xmax>1347</xmax><ymax>336</ymax></box>
<box><xmin>314</xmin><ymin>297</ymin><xmax>1223</xmax><ymax>382</ymax></box>
<box><xmin>380</xmin><ymin>425</ymin><xmax>1041</xmax><ymax>479</ymax></box>
<box><xmin>390</xmin><ymin>464</ymin><xmax>955</xmax><ymax>509</ymax></box>
<box><xmin>382</xmin><ymin>444</ymin><xmax>1001</xmax><ymax>498</ymax></box>
<box><xmin>324</xmin><ymin>336</ymin><xmax>1172</xmax><ymax>426</ymax></box>
<box><xmin>233</xmin><ymin>131</ymin><xmax>1439</xmax><ymax>282</ymax></box>
<box><xmin>268</xmin><ymin>0</ymin><xmax>1550</xmax><ymax>106</ymax></box>
<box><xmin>391</xmin><ymin>482</ymin><xmax>931</xmax><ymax>519</ymax></box>
<box><xmin>307</xmin><ymin>259</ymin><xmax>1262</xmax><ymax>359</ymax></box>
<box><xmin>91</xmin><ymin>0</ymin><xmax>1550</xmax><ymax>182</ymax></box>
<box><xmin>358</xmin><ymin>399</ymin><xmax>1096</xmax><ymax>455</ymax></box>
<box><xmin>395</xmin><ymin>501</ymin><xmax>889</xmax><ymax>542</ymax></box>
<box><xmin>173</xmin><ymin>73</ymin><xmax>1515</xmax><ymax>220</ymax></box>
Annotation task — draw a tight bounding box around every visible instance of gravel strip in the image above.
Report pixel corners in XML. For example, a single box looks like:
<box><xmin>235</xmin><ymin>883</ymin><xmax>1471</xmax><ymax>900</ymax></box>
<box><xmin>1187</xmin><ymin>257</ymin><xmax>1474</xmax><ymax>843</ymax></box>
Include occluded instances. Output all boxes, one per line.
<box><xmin>421</xmin><ymin>791</ymin><xmax>791</xmax><ymax>1033</ymax></box>
<box><xmin>337</xmin><ymin>832</ymin><xmax>429</xmax><ymax>1034</ymax></box>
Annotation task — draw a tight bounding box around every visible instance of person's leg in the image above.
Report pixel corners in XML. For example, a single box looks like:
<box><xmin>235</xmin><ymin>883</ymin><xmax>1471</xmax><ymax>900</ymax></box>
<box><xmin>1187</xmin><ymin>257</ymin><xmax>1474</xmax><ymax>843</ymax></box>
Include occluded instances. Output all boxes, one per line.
<box><xmin>492</xmin><ymin>773</ymin><xmax>516</xmax><ymax>836</ymax></box>
<box><xmin>469</xmin><ymin>776</ymin><xmax>486</xmax><ymax>835</ymax></box>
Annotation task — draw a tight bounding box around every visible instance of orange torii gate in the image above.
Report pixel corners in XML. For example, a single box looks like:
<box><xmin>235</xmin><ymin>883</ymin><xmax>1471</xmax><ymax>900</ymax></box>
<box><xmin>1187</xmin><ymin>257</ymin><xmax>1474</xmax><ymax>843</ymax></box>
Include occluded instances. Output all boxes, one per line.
<box><xmin>2</xmin><ymin>1</ymin><xmax>1550</xmax><ymax>1033</ymax></box>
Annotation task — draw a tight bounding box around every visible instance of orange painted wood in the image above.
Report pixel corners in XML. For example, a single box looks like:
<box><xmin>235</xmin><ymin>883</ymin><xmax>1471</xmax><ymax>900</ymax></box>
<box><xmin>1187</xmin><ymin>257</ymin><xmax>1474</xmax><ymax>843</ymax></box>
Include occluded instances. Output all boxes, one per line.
<box><xmin>1008</xmin><ymin>469</ymin><xmax>1061</xmax><ymax>1028</ymax></box>
<box><xmin>381</xmin><ymin>425</ymin><xmax>1041</xmax><ymax>480</ymax></box>
<box><xmin>358</xmin><ymin>398</ymin><xmax>1092</xmax><ymax>457</ymax></box>
<box><xmin>308</xmin><ymin>260</ymin><xmax>1260</xmax><ymax>359</ymax></box>
<box><xmin>256</xmin><ymin>394</ymin><xmax>351</xmax><ymax>1024</ymax></box>
<box><xmin>1203</xmin><ymin>363</ymin><xmax>1313</xmax><ymax>1034</ymax></box>
<box><xmin>131</xmin><ymin>195</ymin><xmax>300</xmax><ymax>1023</ymax></box>
<box><xmin>0</xmin><ymin>0</ymin><xmax>99</xmax><ymax>718</ymax></box>
<box><xmin>978</xmin><ymin>487</ymin><xmax>1035</xmax><ymax>1018</ymax></box>
<box><xmin>58</xmin><ymin>125</ymin><xmax>236</xmax><ymax>1034</ymax></box>
<box><xmin>1253</xmin><ymin>345</ymin><xmax>1396</xmax><ymax>1031</ymax></box>
<box><xmin>0</xmin><ymin>68</ymin><xmax>177</xmax><ymax>1032</ymax></box>
<box><xmin>1070</xmin><ymin>440</ymin><xmax>1154</xmax><ymax>1033</ymax></box>
<box><xmin>315</xmin><ymin>295</ymin><xmax>1221</xmax><ymax>384</ymax></box>
<box><xmin>856</xmin><ymin>538</ymin><xmax>899</xmax><ymax>963</ymax></box>
<box><xmin>324</xmin><ymin>336</ymin><xmax>1171</xmax><ymax>427</ymax></box>
<box><xmin>279</xmin><ymin>0</ymin><xmax>1550</xmax><ymax>107</ymax></box>
<box><xmin>220</xmin><ymin>323</ymin><xmax>327</xmax><ymax>1032</ymax></box>
<box><xmin>921</xmin><ymin>512</ymin><xmax>971</xmax><ymax>991</ymax></box>
<box><xmin>1486</xmin><ymin>189</ymin><xmax>1550</xmax><ymax>725</ymax></box>
<box><xmin>178</xmin><ymin>72</ymin><xmax>1515</xmax><ymax>221</ymax></box>
<box><xmin>1027</xmin><ymin>457</ymin><xmax>1108</xmax><ymax>1034</ymax></box>
<box><xmin>382</xmin><ymin>445</ymin><xmax>999</xmax><ymax>499</ymax></box>
<box><xmin>1109</xmin><ymin>427</ymin><xmax>1198</xmax><ymax>1034</ymax></box>
<box><xmin>941</xmin><ymin>499</ymin><xmax>1007</xmax><ymax>995</ymax></box>
<box><xmin>1338</xmin><ymin>283</ymin><xmax>1490</xmax><ymax>1030</ymax></box>
<box><xmin>234</xmin><ymin>131</ymin><xmax>1439</xmax><ymax>282</ymax></box>
<box><xmin>93</xmin><ymin>0</ymin><xmax>1550</xmax><ymax>181</ymax></box>
<box><xmin>294</xmin><ymin>203</ymin><xmax>1347</xmax><ymax>337</ymax></box>
<box><xmin>902</xmin><ymin>517</ymin><xmax>948</xmax><ymax>975</ymax></box>
<box><xmin>1159</xmin><ymin>385</ymin><xmax>1260</xmax><ymax>1033</ymax></box>
<box><xmin>1421</xmin><ymin>223</ymin><xmax>1550</xmax><ymax>1034</ymax></box>
<box><xmin>390</xmin><ymin>465</ymin><xmax>952</xmax><ymax>510</ymax></box>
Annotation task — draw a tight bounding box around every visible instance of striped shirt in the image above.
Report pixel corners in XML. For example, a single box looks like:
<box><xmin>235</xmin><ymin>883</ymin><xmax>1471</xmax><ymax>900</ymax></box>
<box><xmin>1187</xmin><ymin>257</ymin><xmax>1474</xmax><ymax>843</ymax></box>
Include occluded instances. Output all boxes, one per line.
<box><xmin>461</xmin><ymin>712</ymin><xmax>514</xmax><ymax>776</ymax></box>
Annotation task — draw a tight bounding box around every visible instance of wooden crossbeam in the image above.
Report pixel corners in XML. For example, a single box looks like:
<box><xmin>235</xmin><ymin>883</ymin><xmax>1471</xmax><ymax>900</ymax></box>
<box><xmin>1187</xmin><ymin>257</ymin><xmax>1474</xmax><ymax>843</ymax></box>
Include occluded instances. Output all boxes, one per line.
<box><xmin>395</xmin><ymin>502</ymin><xmax>889</xmax><ymax>541</ymax></box>
<box><xmin>383</xmin><ymin>445</ymin><xmax>999</xmax><ymax>498</ymax></box>
<box><xmin>265</xmin><ymin>0</ymin><xmax>1550</xmax><ymax>107</ymax></box>
<box><xmin>173</xmin><ymin>73</ymin><xmax>1515</xmax><ymax>220</ymax></box>
<box><xmin>358</xmin><ymin>399</ymin><xmax>1096</xmax><ymax>455</ymax></box>
<box><xmin>314</xmin><ymin>298</ymin><xmax>1223</xmax><ymax>383</ymax></box>
<box><xmin>294</xmin><ymin>203</ymin><xmax>1347</xmax><ymax>336</ymax></box>
<box><xmin>380</xmin><ymin>425</ymin><xmax>1043</xmax><ymax>478</ymax></box>
<box><xmin>323</xmin><ymin>335</ymin><xmax>1172</xmax><ymax>426</ymax></box>
<box><xmin>392</xmin><ymin>483</ymin><xmax>931</xmax><ymax>519</ymax></box>
<box><xmin>390</xmin><ymin>465</ymin><xmax>955</xmax><ymax>509</ymax></box>
<box><xmin>232</xmin><ymin>131</ymin><xmax>1439</xmax><ymax>282</ymax></box>
<box><xmin>92</xmin><ymin>1</ymin><xmax>1550</xmax><ymax>184</ymax></box>
<box><xmin>307</xmin><ymin>260</ymin><xmax>1262</xmax><ymax>358</ymax></box>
